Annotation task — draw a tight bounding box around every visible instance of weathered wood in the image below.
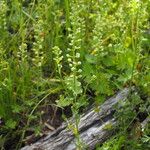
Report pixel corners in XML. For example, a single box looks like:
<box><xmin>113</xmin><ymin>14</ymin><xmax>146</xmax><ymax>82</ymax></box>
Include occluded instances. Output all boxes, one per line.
<box><xmin>21</xmin><ymin>88</ymin><xmax>131</xmax><ymax>150</ymax></box>
<box><xmin>141</xmin><ymin>117</ymin><xmax>150</xmax><ymax>130</ymax></box>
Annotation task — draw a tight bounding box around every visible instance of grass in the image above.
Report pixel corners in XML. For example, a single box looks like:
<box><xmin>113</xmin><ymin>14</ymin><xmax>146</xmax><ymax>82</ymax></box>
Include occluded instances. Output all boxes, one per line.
<box><xmin>0</xmin><ymin>0</ymin><xmax>150</xmax><ymax>149</ymax></box>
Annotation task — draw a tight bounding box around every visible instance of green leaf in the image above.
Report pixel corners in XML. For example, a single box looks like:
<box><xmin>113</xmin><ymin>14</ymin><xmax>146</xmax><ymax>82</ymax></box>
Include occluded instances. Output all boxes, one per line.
<box><xmin>11</xmin><ymin>104</ymin><xmax>22</xmax><ymax>113</ymax></box>
<box><xmin>82</xmin><ymin>62</ymin><xmax>96</xmax><ymax>83</ymax></box>
<box><xmin>90</xmin><ymin>73</ymin><xmax>113</xmax><ymax>95</ymax></box>
<box><xmin>34</xmin><ymin>126</ymin><xmax>42</xmax><ymax>136</ymax></box>
<box><xmin>65</xmin><ymin>76</ymin><xmax>82</xmax><ymax>95</ymax></box>
<box><xmin>85</xmin><ymin>54</ymin><xmax>97</xmax><ymax>64</ymax></box>
<box><xmin>102</xmin><ymin>56</ymin><xmax>115</xmax><ymax>67</ymax></box>
<box><xmin>57</xmin><ymin>96</ymin><xmax>73</xmax><ymax>107</ymax></box>
<box><xmin>5</xmin><ymin>119</ymin><xmax>17</xmax><ymax>129</ymax></box>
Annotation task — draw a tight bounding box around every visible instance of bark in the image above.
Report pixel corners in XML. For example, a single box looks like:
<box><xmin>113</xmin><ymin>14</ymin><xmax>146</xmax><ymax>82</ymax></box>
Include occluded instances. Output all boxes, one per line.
<box><xmin>21</xmin><ymin>88</ymin><xmax>132</xmax><ymax>150</ymax></box>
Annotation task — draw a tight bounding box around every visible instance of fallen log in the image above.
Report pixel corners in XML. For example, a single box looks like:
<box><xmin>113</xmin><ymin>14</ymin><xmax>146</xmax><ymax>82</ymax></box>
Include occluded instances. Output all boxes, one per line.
<box><xmin>21</xmin><ymin>88</ymin><xmax>132</xmax><ymax>150</ymax></box>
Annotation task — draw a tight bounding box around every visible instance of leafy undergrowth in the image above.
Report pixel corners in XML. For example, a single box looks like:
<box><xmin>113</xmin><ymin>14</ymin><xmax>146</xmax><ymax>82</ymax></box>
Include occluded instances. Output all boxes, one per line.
<box><xmin>0</xmin><ymin>0</ymin><xmax>149</xmax><ymax>150</ymax></box>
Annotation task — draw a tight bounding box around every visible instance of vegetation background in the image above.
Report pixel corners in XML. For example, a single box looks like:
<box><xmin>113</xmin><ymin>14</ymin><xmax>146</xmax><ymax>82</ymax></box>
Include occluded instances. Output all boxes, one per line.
<box><xmin>0</xmin><ymin>0</ymin><xmax>149</xmax><ymax>149</ymax></box>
